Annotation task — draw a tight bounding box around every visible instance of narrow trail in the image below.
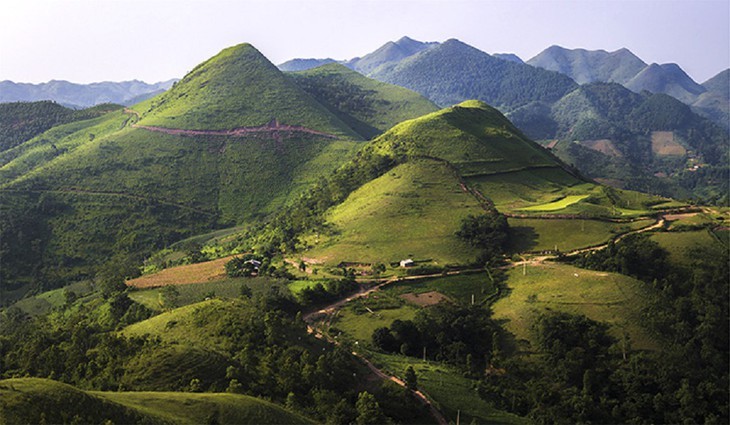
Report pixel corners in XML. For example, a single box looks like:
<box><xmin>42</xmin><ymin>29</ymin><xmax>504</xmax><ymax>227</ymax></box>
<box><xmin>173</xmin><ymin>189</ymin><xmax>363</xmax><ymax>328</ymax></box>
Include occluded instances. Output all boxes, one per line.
<box><xmin>122</xmin><ymin>109</ymin><xmax>338</xmax><ymax>139</ymax></box>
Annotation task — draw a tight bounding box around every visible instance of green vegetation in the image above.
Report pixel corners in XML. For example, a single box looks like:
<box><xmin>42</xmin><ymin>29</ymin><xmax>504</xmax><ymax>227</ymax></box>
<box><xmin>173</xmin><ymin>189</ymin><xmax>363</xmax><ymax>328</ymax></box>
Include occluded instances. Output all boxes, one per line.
<box><xmin>388</xmin><ymin>272</ymin><xmax>498</xmax><ymax>305</ymax></box>
<box><xmin>0</xmin><ymin>378</ymin><xmax>312</xmax><ymax>425</ymax></box>
<box><xmin>491</xmin><ymin>262</ymin><xmax>656</xmax><ymax>350</ymax></box>
<box><xmin>369</xmin><ymin>39</ymin><xmax>577</xmax><ymax>111</ymax></box>
<box><xmin>507</xmin><ymin>217</ymin><xmax>655</xmax><ymax>252</ymax></box>
<box><xmin>136</xmin><ymin>43</ymin><xmax>359</xmax><ymax>138</ymax></box>
<box><xmin>518</xmin><ymin>194</ymin><xmax>590</xmax><ymax>211</ymax></box>
<box><xmin>290</xmin><ymin>63</ymin><xmax>438</xmax><ymax>139</ymax></box>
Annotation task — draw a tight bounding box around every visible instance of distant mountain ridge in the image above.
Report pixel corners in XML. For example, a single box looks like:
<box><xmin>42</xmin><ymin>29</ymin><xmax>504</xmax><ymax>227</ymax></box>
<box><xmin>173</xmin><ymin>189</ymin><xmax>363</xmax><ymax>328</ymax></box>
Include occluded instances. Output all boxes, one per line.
<box><xmin>0</xmin><ymin>79</ymin><xmax>177</xmax><ymax>108</ymax></box>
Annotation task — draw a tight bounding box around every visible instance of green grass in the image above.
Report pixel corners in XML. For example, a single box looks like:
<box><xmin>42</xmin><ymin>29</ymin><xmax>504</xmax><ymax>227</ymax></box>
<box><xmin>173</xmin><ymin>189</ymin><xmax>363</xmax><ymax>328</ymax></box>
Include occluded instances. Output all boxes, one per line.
<box><xmin>367</xmin><ymin>352</ymin><xmax>527</xmax><ymax>425</ymax></box>
<box><xmin>0</xmin><ymin>377</ymin><xmax>311</xmax><ymax>425</ymax></box>
<box><xmin>518</xmin><ymin>194</ymin><xmax>590</xmax><ymax>211</ymax></box>
<box><xmin>135</xmin><ymin>43</ymin><xmax>359</xmax><ymax>139</ymax></box>
<box><xmin>12</xmin><ymin>281</ymin><xmax>95</xmax><ymax>316</ymax></box>
<box><xmin>330</xmin><ymin>303</ymin><xmax>419</xmax><ymax>345</ymax></box>
<box><xmin>508</xmin><ymin>217</ymin><xmax>656</xmax><ymax>253</ymax></box>
<box><xmin>651</xmin><ymin>229</ymin><xmax>725</xmax><ymax>264</ymax></box>
<box><xmin>385</xmin><ymin>272</ymin><xmax>498</xmax><ymax>305</ymax></box>
<box><xmin>492</xmin><ymin>262</ymin><xmax>657</xmax><ymax>351</ymax></box>
<box><xmin>304</xmin><ymin>159</ymin><xmax>483</xmax><ymax>266</ymax></box>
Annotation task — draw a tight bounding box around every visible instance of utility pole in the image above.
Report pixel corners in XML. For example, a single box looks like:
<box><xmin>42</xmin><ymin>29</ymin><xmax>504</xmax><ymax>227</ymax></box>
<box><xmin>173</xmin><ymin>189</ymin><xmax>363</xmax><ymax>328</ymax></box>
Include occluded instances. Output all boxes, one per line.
<box><xmin>471</xmin><ymin>294</ymin><xmax>475</xmax><ymax>305</ymax></box>
<box><xmin>456</xmin><ymin>410</ymin><xmax>460</xmax><ymax>425</ymax></box>
<box><xmin>423</xmin><ymin>346</ymin><xmax>426</xmax><ymax>362</ymax></box>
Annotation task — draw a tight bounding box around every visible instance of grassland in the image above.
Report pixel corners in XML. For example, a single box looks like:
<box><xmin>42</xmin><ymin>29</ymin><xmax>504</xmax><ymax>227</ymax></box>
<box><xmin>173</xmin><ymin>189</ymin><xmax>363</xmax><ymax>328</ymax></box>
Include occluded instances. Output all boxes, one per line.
<box><xmin>331</xmin><ymin>303</ymin><xmax>419</xmax><ymax>345</ymax></box>
<box><xmin>491</xmin><ymin>262</ymin><xmax>657</xmax><ymax>351</ymax></box>
<box><xmin>303</xmin><ymin>159</ymin><xmax>483</xmax><ymax>266</ymax></box>
<box><xmin>651</xmin><ymin>229</ymin><xmax>725</xmax><ymax>264</ymax></box>
<box><xmin>508</xmin><ymin>217</ymin><xmax>656</xmax><ymax>253</ymax></box>
<box><xmin>0</xmin><ymin>377</ymin><xmax>311</xmax><ymax>425</ymax></box>
<box><xmin>367</xmin><ymin>352</ymin><xmax>526</xmax><ymax>425</ymax></box>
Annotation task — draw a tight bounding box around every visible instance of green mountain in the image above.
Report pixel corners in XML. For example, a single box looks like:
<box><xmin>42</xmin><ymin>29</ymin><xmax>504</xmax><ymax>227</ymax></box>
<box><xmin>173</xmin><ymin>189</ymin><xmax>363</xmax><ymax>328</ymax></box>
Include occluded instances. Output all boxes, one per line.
<box><xmin>346</xmin><ymin>36</ymin><xmax>438</xmax><ymax>75</ymax></box>
<box><xmin>527</xmin><ymin>45</ymin><xmax>648</xmax><ymax>85</ymax></box>
<box><xmin>0</xmin><ymin>43</ymin><xmax>367</xmax><ymax>299</ymax></box>
<box><xmin>288</xmin><ymin>63</ymin><xmax>439</xmax><ymax>139</ymax></box>
<box><xmin>368</xmin><ymin>39</ymin><xmax>578</xmax><ymax>110</ymax></box>
<box><xmin>135</xmin><ymin>43</ymin><xmax>359</xmax><ymax>137</ymax></box>
<box><xmin>261</xmin><ymin>100</ymin><xmax>662</xmax><ymax>269</ymax></box>
<box><xmin>0</xmin><ymin>378</ymin><xmax>311</xmax><ymax>425</ymax></box>
<box><xmin>278</xmin><ymin>57</ymin><xmax>337</xmax><ymax>72</ymax></box>
<box><xmin>512</xmin><ymin>82</ymin><xmax>729</xmax><ymax>201</ymax></box>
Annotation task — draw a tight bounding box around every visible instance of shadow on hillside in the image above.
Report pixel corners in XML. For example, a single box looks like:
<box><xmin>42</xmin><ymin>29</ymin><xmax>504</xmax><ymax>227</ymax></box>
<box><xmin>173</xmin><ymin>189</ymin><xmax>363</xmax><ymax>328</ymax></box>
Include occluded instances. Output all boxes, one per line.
<box><xmin>506</xmin><ymin>226</ymin><xmax>539</xmax><ymax>253</ymax></box>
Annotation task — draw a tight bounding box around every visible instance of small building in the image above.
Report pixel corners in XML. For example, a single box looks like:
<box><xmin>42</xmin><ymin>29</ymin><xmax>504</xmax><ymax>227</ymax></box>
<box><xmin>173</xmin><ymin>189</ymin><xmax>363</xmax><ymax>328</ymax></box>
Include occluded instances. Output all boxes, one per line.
<box><xmin>399</xmin><ymin>259</ymin><xmax>414</xmax><ymax>268</ymax></box>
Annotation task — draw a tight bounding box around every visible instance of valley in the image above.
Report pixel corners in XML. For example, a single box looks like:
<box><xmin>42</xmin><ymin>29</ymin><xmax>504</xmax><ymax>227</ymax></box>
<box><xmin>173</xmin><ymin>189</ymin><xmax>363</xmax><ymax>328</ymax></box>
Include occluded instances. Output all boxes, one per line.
<box><xmin>0</xmin><ymin>37</ymin><xmax>727</xmax><ymax>425</ymax></box>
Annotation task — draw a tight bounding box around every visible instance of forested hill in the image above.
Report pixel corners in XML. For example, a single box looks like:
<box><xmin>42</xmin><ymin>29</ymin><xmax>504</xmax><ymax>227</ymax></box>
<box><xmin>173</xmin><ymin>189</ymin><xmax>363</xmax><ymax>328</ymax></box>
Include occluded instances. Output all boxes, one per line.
<box><xmin>368</xmin><ymin>39</ymin><xmax>578</xmax><ymax>111</ymax></box>
<box><xmin>0</xmin><ymin>101</ymin><xmax>122</xmax><ymax>152</ymax></box>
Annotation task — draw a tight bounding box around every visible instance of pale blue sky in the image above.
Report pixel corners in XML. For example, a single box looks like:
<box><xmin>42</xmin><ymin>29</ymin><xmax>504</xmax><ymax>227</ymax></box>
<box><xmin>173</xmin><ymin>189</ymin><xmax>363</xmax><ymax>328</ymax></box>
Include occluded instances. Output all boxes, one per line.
<box><xmin>2</xmin><ymin>0</ymin><xmax>728</xmax><ymax>84</ymax></box>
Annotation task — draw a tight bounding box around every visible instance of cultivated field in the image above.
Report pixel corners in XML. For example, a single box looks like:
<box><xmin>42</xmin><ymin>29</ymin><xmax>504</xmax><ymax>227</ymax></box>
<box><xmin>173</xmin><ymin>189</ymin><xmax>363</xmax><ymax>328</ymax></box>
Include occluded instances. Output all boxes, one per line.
<box><xmin>126</xmin><ymin>256</ymin><xmax>238</xmax><ymax>288</ymax></box>
<box><xmin>651</xmin><ymin>131</ymin><xmax>686</xmax><ymax>156</ymax></box>
<box><xmin>578</xmin><ymin>139</ymin><xmax>622</xmax><ymax>157</ymax></box>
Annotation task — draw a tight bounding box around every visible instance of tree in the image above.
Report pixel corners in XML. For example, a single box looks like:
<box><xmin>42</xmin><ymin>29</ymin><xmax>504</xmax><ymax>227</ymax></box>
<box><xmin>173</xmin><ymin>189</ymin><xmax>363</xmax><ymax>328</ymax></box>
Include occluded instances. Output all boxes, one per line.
<box><xmin>355</xmin><ymin>391</ymin><xmax>386</xmax><ymax>425</ymax></box>
<box><xmin>404</xmin><ymin>366</ymin><xmax>418</xmax><ymax>390</ymax></box>
<box><xmin>160</xmin><ymin>285</ymin><xmax>180</xmax><ymax>309</ymax></box>
<box><xmin>239</xmin><ymin>284</ymin><xmax>253</xmax><ymax>299</ymax></box>
<box><xmin>456</xmin><ymin>212</ymin><xmax>509</xmax><ymax>261</ymax></box>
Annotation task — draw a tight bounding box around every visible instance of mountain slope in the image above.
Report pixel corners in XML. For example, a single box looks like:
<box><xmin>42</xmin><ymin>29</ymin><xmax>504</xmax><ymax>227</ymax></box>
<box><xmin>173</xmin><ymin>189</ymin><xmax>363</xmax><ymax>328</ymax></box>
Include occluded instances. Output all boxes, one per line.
<box><xmin>135</xmin><ymin>43</ymin><xmax>359</xmax><ymax>138</ymax></box>
<box><xmin>368</xmin><ymin>39</ymin><xmax>578</xmax><ymax>110</ymax></box>
<box><xmin>278</xmin><ymin>58</ymin><xmax>337</xmax><ymax>72</ymax></box>
<box><xmin>0</xmin><ymin>43</ymin><xmax>367</xmax><ymax>297</ymax></box>
<box><xmin>288</xmin><ymin>63</ymin><xmax>439</xmax><ymax>139</ymax></box>
<box><xmin>527</xmin><ymin>45</ymin><xmax>647</xmax><ymax>85</ymax></box>
<box><xmin>0</xmin><ymin>79</ymin><xmax>176</xmax><ymax>108</ymax></box>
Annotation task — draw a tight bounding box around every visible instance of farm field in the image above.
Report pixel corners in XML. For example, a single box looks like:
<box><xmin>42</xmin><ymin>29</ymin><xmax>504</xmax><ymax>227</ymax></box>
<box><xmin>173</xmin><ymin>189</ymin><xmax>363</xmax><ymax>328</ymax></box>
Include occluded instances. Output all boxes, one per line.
<box><xmin>330</xmin><ymin>303</ymin><xmax>419</xmax><ymax>345</ymax></box>
<box><xmin>491</xmin><ymin>262</ymin><xmax>657</xmax><ymax>351</ymax></box>
<box><xmin>518</xmin><ymin>194</ymin><xmax>590</xmax><ymax>211</ymax></box>
<box><xmin>366</xmin><ymin>352</ymin><xmax>526</xmax><ymax>425</ymax></box>
<box><xmin>126</xmin><ymin>256</ymin><xmax>238</xmax><ymax>288</ymax></box>
<box><xmin>651</xmin><ymin>131</ymin><xmax>686</xmax><ymax>156</ymax></box>
<box><xmin>507</xmin><ymin>217</ymin><xmax>656</xmax><ymax>253</ymax></box>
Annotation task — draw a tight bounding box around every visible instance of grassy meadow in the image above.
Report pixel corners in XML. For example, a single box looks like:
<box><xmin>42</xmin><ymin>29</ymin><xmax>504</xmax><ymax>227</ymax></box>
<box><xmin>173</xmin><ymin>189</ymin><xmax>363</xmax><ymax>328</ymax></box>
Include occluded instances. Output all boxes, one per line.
<box><xmin>491</xmin><ymin>262</ymin><xmax>657</xmax><ymax>351</ymax></box>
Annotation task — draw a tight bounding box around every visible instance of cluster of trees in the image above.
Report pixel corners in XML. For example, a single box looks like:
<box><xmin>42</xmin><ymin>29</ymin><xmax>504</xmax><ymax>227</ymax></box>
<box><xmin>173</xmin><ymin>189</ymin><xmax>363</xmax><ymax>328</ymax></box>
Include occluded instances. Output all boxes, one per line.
<box><xmin>456</xmin><ymin>212</ymin><xmax>509</xmax><ymax>264</ymax></box>
<box><xmin>372</xmin><ymin>303</ymin><xmax>501</xmax><ymax>373</ymax></box>
<box><xmin>0</xmin><ymin>101</ymin><xmax>118</xmax><ymax>152</ymax></box>
<box><xmin>296</xmin><ymin>277</ymin><xmax>359</xmax><ymax>306</ymax></box>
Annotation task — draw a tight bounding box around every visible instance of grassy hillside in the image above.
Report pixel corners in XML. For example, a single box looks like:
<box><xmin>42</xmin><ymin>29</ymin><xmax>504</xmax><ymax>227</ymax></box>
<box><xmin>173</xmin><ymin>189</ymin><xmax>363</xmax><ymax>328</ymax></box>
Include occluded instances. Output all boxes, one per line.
<box><xmin>492</xmin><ymin>262</ymin><xmax>657</xmax><ymax>351</ymax></box>
<box><xmin>303</xmin><ymin>159</ymin><xmax>483</xmax><ymax>266</ymax></box>
<box><xmin>0</xmin><ymin>378</ymin><xmax>312</xmax><ymax>425</ymax></box>
<box><xmin>135</xmin><ymin>43</ymin><xmax>359</xmax><ymax>138</ymax></box>
<box><xmin>289</xmin><ymin>63</ymin><xmax>438</xmax><ymax>139</ymax></box>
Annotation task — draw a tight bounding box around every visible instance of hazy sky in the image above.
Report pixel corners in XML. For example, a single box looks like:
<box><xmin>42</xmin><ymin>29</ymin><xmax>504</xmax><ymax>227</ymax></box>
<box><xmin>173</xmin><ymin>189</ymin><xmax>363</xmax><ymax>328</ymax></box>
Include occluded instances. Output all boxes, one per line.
<box><xmin>2</xmin><ymin>0</ymin><xmax>728</xmax><ymax>84</ymax></box>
